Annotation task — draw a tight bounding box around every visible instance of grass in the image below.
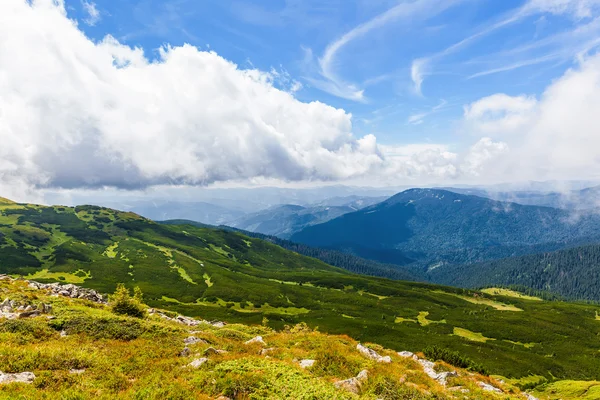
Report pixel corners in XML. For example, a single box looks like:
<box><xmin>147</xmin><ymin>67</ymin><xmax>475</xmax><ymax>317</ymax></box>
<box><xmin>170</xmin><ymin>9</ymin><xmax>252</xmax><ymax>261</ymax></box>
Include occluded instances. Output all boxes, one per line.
<box><xmin>453</xmin><ymin>327</ymin><xmax>495</xmax><ymax>343</ymax></box>
<box><xmin>534</xmin><ymin>381</ymin><xmax>600</xmax><ymax>399</ymax></box>
<box><xmin>1</xmin><ymin>201</ymin><xmax>600</xmax><ymax>381</ymax></box>
<box><xmin>481</xmin><ymin>288</ymin><xmax>543</xmax><ymax>301</ymax></box>
<box><xmin>25</xmin><ymin>269</ymin><xmax>91</xmax><ymax>284</ymax></box>
<box><xmin>439</xmin><ymin>291</ymin><xmax>524</xmax><ymax>311</ymax></box>
<box><xmin>0</xmin><ymin>278</ymin><xmax>537</xmax><ymax>399</ymax></box>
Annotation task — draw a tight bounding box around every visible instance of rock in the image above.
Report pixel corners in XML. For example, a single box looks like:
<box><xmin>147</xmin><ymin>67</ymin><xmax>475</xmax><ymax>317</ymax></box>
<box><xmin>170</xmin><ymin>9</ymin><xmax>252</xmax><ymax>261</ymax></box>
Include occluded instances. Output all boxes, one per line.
<box><xmin>204</xmin><ymin>347</ymin><xmax>227</xmax><ymax>356</ymax></box>
<box><xmin>417</xmin><ymin>359</ymin><xmax>458</xmax><ymax>386</ymax></box>
<box><xmin>0</xmin><ymin>371</ymin><xmax>36</xmax><ymax>384</ymax></box>
<box><xmin>60</xmin><ymin>330</ymin><xmax>68</xmax><ymax>337</ymax></box>
<box><xmin>69</xmin><ymin>369</ymin><xmax>85</xmax><ymax>374</ymax></box>
<box><xmin>478</xmin><ymin>382</ymin><xmax>502</xmax><ymax>393</ymax></box>
<box><xmin>245</xmin><ymin>336</ymin><xmax>266</xmax><ymax>346</ymax></box>
<box><xmin>397</xmin><ymin>351</ymin><xmax>417</xmax><ymax>360</ymax></box>
<box><xmin>188</xmin><ymin>358</ymin><xmax>208</xmax><ymax>368</ymax></box>
<box><xmin>183</xmin><ymin>336</ymin><xmax>205</xmax><ymax>345</ymax></box>
<box><xmin>356</xmin><ymin>343</ymin><xmax>391</xmax><ymax>363</ymax></box>
<box><xmin>212</xmin><ymin>321</ymin><xmax>226</xmax><ymax>328</ymax></box>
<box><xmin>436</xmin><ymin>371</ymin><xmax>458</xmax><ymax>386</ymax></box>
<box><xmin>216</xmin><ymin>397</ymin><xmax>231</xmax><ymax>400</ymax></box>
<box><xmin>526</xmin><ymin>394</ymin><xmax>539</xmax><ymax>400</ymax></box>
<box><xmin>260</xmin><ymin>348</ymin><xmax>275</xmax><ymax>355</ymax></box>
<box><xmin>180</xmin><ymin>347</ymin><xmax>191</xmax><ymax>357</ymax></box>
<box><xmin>299</xmin><ymin>359</ymin><xmax>315</xmax><ymax>369</ymax></box>
<box><xmin>18</xmin><ymin>310</ymin><xmax>41</xmax><ymax>319</ymax></box>
<box><xmin>334</xmin><ymin>369</ymin><xmax>369</xmax><ymax>394</ymax></box>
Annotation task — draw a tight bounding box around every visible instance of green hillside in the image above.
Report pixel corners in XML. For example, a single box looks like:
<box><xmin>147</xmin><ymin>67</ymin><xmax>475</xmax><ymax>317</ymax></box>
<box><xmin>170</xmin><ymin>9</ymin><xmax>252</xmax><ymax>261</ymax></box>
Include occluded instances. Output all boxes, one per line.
<box><xmin>430</xmin><ymin>243</ymin><xmax>600</xmax><ymax>301</ymax></box>
<box><xmin>2</xmin><ymin>201</ymin><xmax>600</xmax><ymax>382</ymax></box>
<box><xmin>0</xmin><ymin>277</ymin><xmax>543</xmax><ymax>399</ymax></box>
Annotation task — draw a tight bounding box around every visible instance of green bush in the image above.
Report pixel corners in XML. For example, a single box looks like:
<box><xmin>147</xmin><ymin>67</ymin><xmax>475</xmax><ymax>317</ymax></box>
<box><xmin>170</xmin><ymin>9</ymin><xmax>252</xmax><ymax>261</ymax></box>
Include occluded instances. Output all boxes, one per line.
<box><xmin>423</xmin><ymin>345</ymin><xmax>488</xmax><ymax>375</ymax></box>
<box><xmin>109</xmin><ymin>284</ymin><xmax>146</xmax><ymax>319</ymax></box>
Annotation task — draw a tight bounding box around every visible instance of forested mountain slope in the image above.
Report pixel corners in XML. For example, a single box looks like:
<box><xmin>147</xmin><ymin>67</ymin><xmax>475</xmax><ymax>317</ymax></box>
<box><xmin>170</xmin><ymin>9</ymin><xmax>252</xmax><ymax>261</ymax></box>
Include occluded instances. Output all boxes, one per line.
<box><xmin>430</xmin><ymin>243</ymin><xmax>600</xmax><ymax>301</ymax></box>
<box><xmin>291</xmin><ymin>189</ymin><xmax>600</xmax><ymax>266</ymax></box>
<box><xmin>2</xmin><ymin>199</ymin><xmax>600</xmax><ymax>380</ymax></box>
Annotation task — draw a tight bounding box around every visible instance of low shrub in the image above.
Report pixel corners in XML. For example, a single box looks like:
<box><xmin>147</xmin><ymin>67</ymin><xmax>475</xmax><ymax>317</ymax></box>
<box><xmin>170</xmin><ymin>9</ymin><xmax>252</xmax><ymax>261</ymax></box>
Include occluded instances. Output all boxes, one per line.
<box><xmin>423</xmin><ymin>346</ymin><xmax>488</xmax><ymax>375</ymax></box>
<box><xmin>110</xmin><ymin>284</ymin><xmax>146</xmax><ymax>319</ymax></box>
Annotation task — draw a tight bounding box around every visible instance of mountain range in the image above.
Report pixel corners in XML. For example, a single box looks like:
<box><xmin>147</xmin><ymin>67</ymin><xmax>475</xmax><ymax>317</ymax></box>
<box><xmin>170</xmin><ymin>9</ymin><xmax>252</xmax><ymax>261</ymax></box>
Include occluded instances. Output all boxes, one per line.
<box><xmin>2</xmin><ymin>197</ymin><xmax>600</xmax><ymax>382</ymax></box>
<box><xmin>291</xmin><ymin>189</ymin><xmax>600</xmax><ymax>267</ymax></box>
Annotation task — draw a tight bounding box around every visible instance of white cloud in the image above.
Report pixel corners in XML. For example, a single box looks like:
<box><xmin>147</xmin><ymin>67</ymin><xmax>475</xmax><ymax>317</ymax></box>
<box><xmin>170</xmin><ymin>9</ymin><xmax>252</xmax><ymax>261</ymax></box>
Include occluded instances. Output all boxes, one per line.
<box><xmin>82</xmin><ymin>0</ymin><xmax>100</xmax><ymax>26</ymax></box>
<box><xmin>0</xmin><ymin>0</ymin><xmax>385</xmax><ymax>196</ymax></box>
<box><xmin>463</xmin><ymin>93</ymin><xmax>537</xmax><ymax>134</ymax></box>
<box><xmin>462</xmin><ymin>52</ymin><xmax>600</xmax><ymax>181</ymax></box>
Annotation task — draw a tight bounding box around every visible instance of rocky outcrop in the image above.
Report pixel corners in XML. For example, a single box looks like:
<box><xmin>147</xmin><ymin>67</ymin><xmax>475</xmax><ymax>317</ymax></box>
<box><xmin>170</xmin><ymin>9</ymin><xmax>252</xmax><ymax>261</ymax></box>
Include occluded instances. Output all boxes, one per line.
<box><xmin>356</xmin><ymin>343</ymin><xmax>391</xmax><ymax>363</ymax></box>
<box><xmin>418</xmin><ymin>359</ymin><xmax>458</xmax><ymax>386</ymax></box>
<box><xmin>148</xmin><ymin>309</ymin><xmax>226</xmax><ymax>328</ymax></box>
<box><xmin>184</xmin><ymin>336</ymin><xmax>206</xmax><ymax>345</ymax></box>
<box><xmin>0</xmin><ymin>297</ymin><xmax>52</xmax><ymax>320</ymax></box>
<box><xmin>27</xmin><ymin>281</ymin><xmax>105</xmax><ymax>303</ymax></box>
<box><xmin>334</xmin><ymin>370</ymin><xmax>368</xmax><ymax>394</ymax></box>
<box><xmin>0</xmin><ymin>371</ymin><xmax>35</xmax><ymax>384</ymax></box>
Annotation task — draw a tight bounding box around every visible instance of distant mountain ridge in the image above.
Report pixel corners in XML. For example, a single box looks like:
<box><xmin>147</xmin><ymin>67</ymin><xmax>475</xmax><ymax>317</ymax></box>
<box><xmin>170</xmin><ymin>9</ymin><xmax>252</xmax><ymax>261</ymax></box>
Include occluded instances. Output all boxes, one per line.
<box><xmin>291</xmin><ymin>188</ymin><xmax>600</xmax><ymax>266</ymax></box>
<box><xmin>430</xmin><ymin>242</ymin><xmax>600</xmax><ymax>301</ymax></box>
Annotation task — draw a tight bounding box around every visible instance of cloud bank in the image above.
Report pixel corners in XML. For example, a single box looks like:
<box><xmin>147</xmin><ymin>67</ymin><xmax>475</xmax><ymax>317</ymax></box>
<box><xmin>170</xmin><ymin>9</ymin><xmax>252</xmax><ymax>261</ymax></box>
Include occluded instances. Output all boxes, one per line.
<box><xmin>0</xmin><ymin>0</ymin><xmax>387</xmax><ymax>197</ymax></box>
<box><xmin>1</xmin><ymin>0</ymin><xmax>600</xmax><ymax>202</ymax></box>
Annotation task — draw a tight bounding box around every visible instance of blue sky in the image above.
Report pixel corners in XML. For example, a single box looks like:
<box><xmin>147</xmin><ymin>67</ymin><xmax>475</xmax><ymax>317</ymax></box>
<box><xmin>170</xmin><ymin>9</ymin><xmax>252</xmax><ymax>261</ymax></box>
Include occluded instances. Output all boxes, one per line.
<box><xmin>1</xmin><ymin>0</ymin><xmax>600</xmax><ymax>202</ymax></box>
<box><xmin>67</xmin><ymin>0</ymin><xmax>594</xmax><ymax>146</ymax></box>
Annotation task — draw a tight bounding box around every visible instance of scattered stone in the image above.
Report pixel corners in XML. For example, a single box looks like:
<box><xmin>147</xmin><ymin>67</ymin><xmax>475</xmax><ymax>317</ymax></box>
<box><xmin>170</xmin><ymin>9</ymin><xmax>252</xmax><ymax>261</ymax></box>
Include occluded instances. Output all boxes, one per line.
<box><xmin>69</xmin><ymin>369</ymin><xmax>85</xmax><ymax>375</ymax></box>
<box><xmin>0</xmin><ymin>371</ymin><xmax>35</xmax><ymax>384</ymax></box>
<box><xmin>184</xmin><ymin>336</ymin><xmax>205</xmax><ymax>345</ymax></box>
<box><xmin>216</xmin><ymin>396</ymin><xmax>231</xmax><ymax>400</ymax></box>
<box><xmin>478</xmin><ymin>382</ymin><xmax>503</xmax><ymax>393</ymax></box>
<box><xmin>212</xmin><ymin>321</ymin><xmax>226</xmax><ymax>328</ymax></box>
<box><xmin>188</xmin><ymin>358</ymin><xmax>208</xmax><ymax>368</ymax></box>
<box><xmin>204</xmin><ymin>347</ymin><xmax>227</xmax><ymax>356</ymax></box>
<box><xmin>356</xmin><ymin>343</ymin><xmax>391</xmax><ymax>363</ymax></box>
<box><xmin>260</xmin><ymin>348</ymin><xmax>275</xmax><ymax>355</ymax></box>
<box><xmin>299</xmin><ymin>359</ymin><xmax>316</xmax><ymax>369</ymax></box>
<box><xmin>334</xmin><ymin>369</ymin><xmax>369</xmax><ymax>394</ymax></box>
<box><xmin>417</xmin><ymin>359</ymin><xmax>458</xmax><ymax>386</ymax></box>
<box><xmin>397</xmin><ymin>351</ymin><xmax>418</xmax><ymax>360</ymax></box>
<box><xmin>526</xmin><ymin>394</ymin><xmax>539</xmax><ymax>400</ymax></box>
<box><xmin>245</xmin><ymin>336</ymin><xmax>266</xmax><ymax>346</ymax></box>
<box><xmin>180</xmin><ymin>347</ymin><xmax>191</xmax><ymax>357</ymax></box>
<box><xmin>60</xmin><ymin>330</ymin><xmax>68</xmax><ymax>338</ymax></box>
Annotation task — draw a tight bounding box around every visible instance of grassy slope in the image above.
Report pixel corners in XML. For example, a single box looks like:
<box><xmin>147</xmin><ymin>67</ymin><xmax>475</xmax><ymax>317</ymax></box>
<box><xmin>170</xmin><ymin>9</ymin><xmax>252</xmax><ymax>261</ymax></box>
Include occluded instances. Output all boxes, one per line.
<box><xmin>0</xmin><ymin>278</ymin><xmax>534</xmax><ymax>399</ymax></box>
<box><xmin>1</xmin><ymin>202</ymin><xmax>600</xmax><ymax>382</ymax></box>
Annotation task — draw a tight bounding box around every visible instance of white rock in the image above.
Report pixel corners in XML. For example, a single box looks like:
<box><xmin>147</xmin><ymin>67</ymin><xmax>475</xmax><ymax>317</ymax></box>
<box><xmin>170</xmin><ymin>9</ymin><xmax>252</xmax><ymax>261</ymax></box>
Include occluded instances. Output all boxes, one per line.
<box><xmin>478</xmin><ymin>382</ymin><xmax>502</xmax><ymax>393</ymax></box>
<box><xmin>334</xmin><ymin>370</ymin><xmax>369</xmax><ymax>394</ymax></box>
<box><xmin>183</xmin><ymin>336</ymin><xmax>204</xmax><ymax>345</ymax></box>
<box><xmin>188</xmin><ymin>358</ymin><xmax>208</xmax><ymax>368</ymax></box>
<box><xmin>69</xmin><ymin>369</ymin><xmax>85</xmax><ymax>374</ymax></box>
<box><xmin>356</xmin><ymin>343</ymin><xmax>391</xmax><ymax>363</ymax></box>
<box><xmin>245</xmin><ymin>336</ymin><xmax>266</xmax><ymax>346</ymax></box>
<box><xmin>397</xmin><ymin>351</ymin><xmax>417</xmax><ymax>360</ymax></box>
<box><xmin>0</xmin><ymin>371</ymin><xmax>35</xmax><ymax>384</ymax></box>
<box><xmin>299</xmin><ymin>359</ymin><xmax>315</xmax><ymax>368</ymax></box>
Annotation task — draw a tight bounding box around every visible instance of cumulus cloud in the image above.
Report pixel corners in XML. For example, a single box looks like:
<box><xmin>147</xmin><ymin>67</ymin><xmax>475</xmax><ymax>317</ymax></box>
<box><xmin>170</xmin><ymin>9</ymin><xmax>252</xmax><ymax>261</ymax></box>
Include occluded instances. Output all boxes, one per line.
<box><xmin>463</xmin><ymin>94</ymin><xmax>537</xmax><ymax>134</ymax></box>
<box><xmin>462</xmin><ymin>52</ymin><xmax>600</xmax><ymax>181</ymax></box>
<box><xmin>0</xmin><ymin>0</ymin><xmax>387</xmax><ymax>194</ymax></box>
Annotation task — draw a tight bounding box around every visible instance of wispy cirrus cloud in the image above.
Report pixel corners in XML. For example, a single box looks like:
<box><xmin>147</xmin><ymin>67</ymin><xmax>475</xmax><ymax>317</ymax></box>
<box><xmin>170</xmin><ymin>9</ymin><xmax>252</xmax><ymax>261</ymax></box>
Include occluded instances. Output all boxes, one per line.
<box><xmin>310</xmin><ymin>0</ymin><xmax>464</xmax><ymax>101</ymax></box>
<box><xmin>410</xmin><ymin>0</ymin><xmax>600</xmax><ymax>95</ymax></box>
<box><xmin>82</xmin><ymin>0</ymin><xmax>100</xmax><ymax>26</ymax></box>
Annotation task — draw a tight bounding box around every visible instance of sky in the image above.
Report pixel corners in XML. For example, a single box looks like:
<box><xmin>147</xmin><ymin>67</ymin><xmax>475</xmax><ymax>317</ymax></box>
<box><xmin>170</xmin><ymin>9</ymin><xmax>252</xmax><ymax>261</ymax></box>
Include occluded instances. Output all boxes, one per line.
<box><xmin>2</xmin><ymin>0</ymin><xmax>600</xmax><ymax>202</ymax></box>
